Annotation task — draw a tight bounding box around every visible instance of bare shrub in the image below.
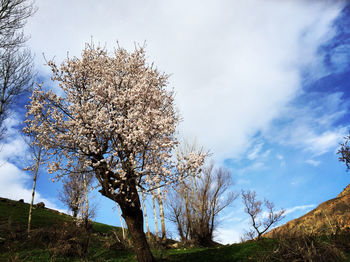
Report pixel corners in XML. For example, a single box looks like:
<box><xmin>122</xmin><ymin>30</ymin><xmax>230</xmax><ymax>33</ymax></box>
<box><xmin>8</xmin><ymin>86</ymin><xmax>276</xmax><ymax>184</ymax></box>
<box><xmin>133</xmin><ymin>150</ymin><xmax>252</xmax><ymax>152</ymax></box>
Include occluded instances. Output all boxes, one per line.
<box><xmin>48</xmin><ymin>221</ymin><xmax>92</xmax><ymax>259</ymax></box>
<box><xmin>259</xmin><ymin>234</ymin><xmax>345</xmax><ymax>262</ymax></box>
<box><xmin>242</xmin><ymin>190</ymin><xmax>285</xmax><ymax>240</ymax></box>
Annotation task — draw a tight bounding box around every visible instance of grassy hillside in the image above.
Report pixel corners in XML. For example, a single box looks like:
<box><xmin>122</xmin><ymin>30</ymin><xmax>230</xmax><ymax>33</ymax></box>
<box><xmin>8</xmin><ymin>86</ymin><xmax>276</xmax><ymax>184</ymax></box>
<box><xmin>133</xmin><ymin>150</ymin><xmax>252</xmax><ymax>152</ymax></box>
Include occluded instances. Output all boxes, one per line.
<box><xmin>0</xmin><ymin>196</ymin><xmax>349</xmax><ymax>261</ymax></box>
<box><xmin>0</xmin><ymin>197</ymin><xmax>133</xmax><ymax>261</ymax></box>
<box><xmin>0</xmin><ymin>197</ymin><xmax>273</xmax><ymax>261</ymax></box>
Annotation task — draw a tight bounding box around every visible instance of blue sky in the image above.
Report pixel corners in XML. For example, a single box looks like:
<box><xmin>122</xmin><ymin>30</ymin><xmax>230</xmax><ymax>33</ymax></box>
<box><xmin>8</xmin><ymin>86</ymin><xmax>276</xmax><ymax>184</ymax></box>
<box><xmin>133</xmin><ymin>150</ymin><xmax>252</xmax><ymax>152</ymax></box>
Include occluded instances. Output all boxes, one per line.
<box><xmin>0</xmin><ymin>0</ymin><xmax>349</xmax><ymax>244</ymax></box>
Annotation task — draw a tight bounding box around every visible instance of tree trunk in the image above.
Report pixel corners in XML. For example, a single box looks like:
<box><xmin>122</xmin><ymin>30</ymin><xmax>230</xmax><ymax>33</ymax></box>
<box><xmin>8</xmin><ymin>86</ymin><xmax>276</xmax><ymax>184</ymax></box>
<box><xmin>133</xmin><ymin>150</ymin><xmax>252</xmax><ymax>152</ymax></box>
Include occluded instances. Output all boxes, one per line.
<box><xmin>118</xmin><ymin>186</ymin><xmax>155</xmax><ymax>262</ymax></box>
<box><xmin>183</xmin><ymin>188</ymin><xmax>192</xmax><ymax>241</ymax></box>
<box><xmin>176</xmin><ymin>215</ymin><xmax>186</xmax><ymax>242</ymax></box>
<box><xmin>83</xmin><ymin>173</ymin><xmax>89</xmax><ymax>220</ymax></box>
<box><xmin>96</xmin><ymin>163</ymin><xmax>155</xmax><ymax>262</ymax></box>
<box><xmin>157</xmin><ymin>187</ymin><xmax>166</xmax><ymax>243</ymax></box>
<box><xmin>152</xmin><ymin>193</ymin><xmax>159</xmax><ymax>242</ymax></box>
<box><xmin>142</xmin><ymin>192</ymin><xmax>151</xmax><ymax>239</ymax></box>
<box><xmin>27</xmin><ymin>147</ymin><xmax>41</xmax><ymax>237</ymax></box>
<box><xmin>117</xmin><ymin>204</ymin><xmax>126</xmax><ymax>240</ymax></box>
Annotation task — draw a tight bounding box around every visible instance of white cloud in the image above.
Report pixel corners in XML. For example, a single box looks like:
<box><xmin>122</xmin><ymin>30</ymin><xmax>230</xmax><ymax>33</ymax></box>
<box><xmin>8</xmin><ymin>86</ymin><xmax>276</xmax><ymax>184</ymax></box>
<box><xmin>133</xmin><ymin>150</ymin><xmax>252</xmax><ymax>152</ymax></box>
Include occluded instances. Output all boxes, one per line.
<box><xmin>0</xmin><ymin>160</ymin><xmax>61</xmax><ymax>210</ymax></box>
<box><xmin>24</xmin><ymin>0</ymin><xmax>345</xmax><ymax>161</ymax></box>
<box><xmin>284</xmin><ymin>204</ymin><xmax>315</xmax><ymax>216</ymax></box>
<box><xmin>236</xmin><ymin>161</ymin><xmax>266</xmax><ymax>176</ymax></box>
<box><xmin>215</xmin><ymin>227</ymin><xmax>243</xmax><ymax>244</ymax></box>
<box><xmin>247</xmin><ymin>142</ymin><xmax>264</xmax><ymax>160</ymax></box>
<box><xmin>305</xmin><ymin>159</ymin><xmax>321</xmax><ymax>167</ymax></box>
<box><xmin>265</xmin><ymin>92</ymin><xmax>349</xmax><ymax>156</ymax></box>
<box><xmin>0</xmin><ymin>113</ymin><xmax>29</xmax><ymax>164</ymax></box>
<box><xmin>215</xmin><ymin>214</ymin><xmax>253</xmax><ymax>244</ymax></box>
<box><xmin>305</xmin><ymin>130</ymin><xmax>346</xmax><ymax>155</ymax></box>
<box><xmin>0</xmin><ymin>116</ymin><xmax>63</xmax><ymax>211</ymax></box>
<box><xmin>276</xmin><ymin>154</ymin><xmax>286</xmax><ymax>167</ymax></box>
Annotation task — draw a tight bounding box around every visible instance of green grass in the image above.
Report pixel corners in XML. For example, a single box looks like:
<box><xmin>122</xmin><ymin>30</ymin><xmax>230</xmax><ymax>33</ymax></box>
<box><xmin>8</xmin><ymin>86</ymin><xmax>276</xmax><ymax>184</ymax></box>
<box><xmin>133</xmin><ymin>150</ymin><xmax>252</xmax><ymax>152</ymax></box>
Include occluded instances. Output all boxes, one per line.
<box><xmin>155</xmin><ymin>240</ymin><xmax>275</xmax><ymax>262</ymax></box>
<box><xmin>0</xmin><ymin>197</ymin><xmax>349</xmax><ymax>262</ymax></box>
<box><xmin>0</xmin><ymin>197</ymin><xmax>120</xmax><ymax>234</ymax></box>
<box><xmin>0</xmin><ymin>197</ymin><xmax>270</xmax><ymax>261</ymax></box>
<box><xmin>0</xmin><ymin>198</ymin><xmax>70</xmax><ymax>228</ymax></box>
<box><xmin>0</xmin><ymin>197</ymin><xmax>130</xmax><ymax>261</ymax></box>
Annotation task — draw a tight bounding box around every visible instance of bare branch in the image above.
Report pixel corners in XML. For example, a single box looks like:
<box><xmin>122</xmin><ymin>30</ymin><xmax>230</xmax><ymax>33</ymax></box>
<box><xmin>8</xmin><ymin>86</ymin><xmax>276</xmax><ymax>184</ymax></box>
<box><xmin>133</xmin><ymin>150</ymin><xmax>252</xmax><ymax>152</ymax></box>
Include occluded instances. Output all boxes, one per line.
<box><xmin>0</xmin><ymin>0</ymin><xmax>35</xmax><ymax>140</ymax></box>
<box><xmin>242</xmin><ymin>190</ymin><xmax>285</xmax><ymax>240</ymax></box>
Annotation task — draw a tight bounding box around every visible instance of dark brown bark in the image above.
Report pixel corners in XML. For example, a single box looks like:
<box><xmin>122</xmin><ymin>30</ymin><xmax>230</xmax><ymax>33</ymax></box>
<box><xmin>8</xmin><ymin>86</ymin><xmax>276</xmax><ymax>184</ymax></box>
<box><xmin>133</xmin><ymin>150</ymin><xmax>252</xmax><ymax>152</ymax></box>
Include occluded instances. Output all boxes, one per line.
<box><xmin>94</xmin><ymin>161</ymin><xmax>155</xmax><ymax>262</ymax></box>
<box><xmin>118</xmin><ymin>185</ymin><xmax>155</xmax><ymax>262</ymax></box>
<box><xmin>73</xmin><ymin>209</ymin><xmax>78</xmax><ymax>218</ymax></box>
<box><xmin>176</xmin><ymin>216</ymin><xmax>185</xmax><ymax>243</ymax></box>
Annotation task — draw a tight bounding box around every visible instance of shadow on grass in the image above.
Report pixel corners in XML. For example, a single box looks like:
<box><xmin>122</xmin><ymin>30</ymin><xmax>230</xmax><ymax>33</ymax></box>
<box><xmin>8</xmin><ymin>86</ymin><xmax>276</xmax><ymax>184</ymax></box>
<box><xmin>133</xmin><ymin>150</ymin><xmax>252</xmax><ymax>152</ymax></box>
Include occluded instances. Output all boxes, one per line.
<box><xmin>161</xmin><ymin>241</ymin><xmax>274</xmax><ymax>262</ymax></box>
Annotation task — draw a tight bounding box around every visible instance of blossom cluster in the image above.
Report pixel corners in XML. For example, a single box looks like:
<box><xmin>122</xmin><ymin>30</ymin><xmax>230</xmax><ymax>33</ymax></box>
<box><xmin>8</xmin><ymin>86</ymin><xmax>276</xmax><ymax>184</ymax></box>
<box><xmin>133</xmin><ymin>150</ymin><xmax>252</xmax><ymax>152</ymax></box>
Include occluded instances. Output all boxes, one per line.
<box><xmin>24</xmin><ymin>44</ymin><xmax>204</xmax><ymax>203</ymax></box>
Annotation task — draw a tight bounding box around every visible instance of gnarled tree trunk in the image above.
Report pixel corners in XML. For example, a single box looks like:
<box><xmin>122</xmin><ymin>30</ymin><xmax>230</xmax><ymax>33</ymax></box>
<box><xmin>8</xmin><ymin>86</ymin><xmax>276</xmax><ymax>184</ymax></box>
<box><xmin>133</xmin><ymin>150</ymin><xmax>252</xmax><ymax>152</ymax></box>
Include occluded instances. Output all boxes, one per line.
<box><xmin>118</xmin><ymin>187</ymin><xmax>155</xmax><ymax>262</ymax></box>
<box><xmin>97</xmin><ymin>169</ymin><xmax>155</xmax><ymax>262</ymax></box>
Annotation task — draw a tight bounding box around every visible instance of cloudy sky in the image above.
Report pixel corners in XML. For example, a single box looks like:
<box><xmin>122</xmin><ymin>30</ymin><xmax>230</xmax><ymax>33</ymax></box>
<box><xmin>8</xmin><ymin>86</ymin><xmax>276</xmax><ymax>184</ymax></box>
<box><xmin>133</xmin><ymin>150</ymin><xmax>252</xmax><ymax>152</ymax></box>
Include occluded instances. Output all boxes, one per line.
<box><xmin>1</xmin><ymin>0</ymin><xmax>350</xmax><ymax>244</ymax></box>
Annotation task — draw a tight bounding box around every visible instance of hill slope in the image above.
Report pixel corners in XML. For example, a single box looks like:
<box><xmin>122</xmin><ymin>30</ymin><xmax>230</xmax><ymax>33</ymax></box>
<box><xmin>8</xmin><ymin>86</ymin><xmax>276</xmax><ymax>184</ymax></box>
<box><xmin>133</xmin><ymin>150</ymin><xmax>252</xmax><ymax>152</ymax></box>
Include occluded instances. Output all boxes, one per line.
<box><xmin>0</xmin><ymin>196</ymin><xmax>349</xmax><ymax>261</ymax></box>
<box><xmin>0</xmin><ymin>197</ymin><xmax>121</xmax><ymax>234</ymax></box>
<box><xmin>266</xmin><ymin>184</ymin><xmax>350</xmax><ymax>237</ymax></box>
<box><xmin>0</xmin><ymin>196</ymin><xmax>277</xmax><ymax>261</ymax></box>
<box><xmin>0</xmin><ymin>197</ymin><xmax>132</xmax><ymax>261</ymax></box>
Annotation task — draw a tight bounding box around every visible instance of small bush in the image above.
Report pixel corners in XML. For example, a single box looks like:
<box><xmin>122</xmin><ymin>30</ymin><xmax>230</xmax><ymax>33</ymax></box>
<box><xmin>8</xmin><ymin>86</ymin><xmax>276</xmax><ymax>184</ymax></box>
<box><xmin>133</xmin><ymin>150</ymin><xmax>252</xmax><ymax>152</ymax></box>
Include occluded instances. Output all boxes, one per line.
<box><xmin>101</xmin><ymin>229</ymin><xmax>131</xmax><ymax>251</ymax></box>
<box><xmin>48</xmin><ymin>220</ymin><xmax>92</xmax><ymax>259</ymax></box>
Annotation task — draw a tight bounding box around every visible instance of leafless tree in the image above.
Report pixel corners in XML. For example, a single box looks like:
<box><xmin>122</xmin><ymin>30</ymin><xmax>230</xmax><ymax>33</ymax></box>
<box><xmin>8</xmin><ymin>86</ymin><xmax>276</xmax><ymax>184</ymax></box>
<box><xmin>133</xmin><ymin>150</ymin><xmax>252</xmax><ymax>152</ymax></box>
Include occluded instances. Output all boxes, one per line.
<box><xmin>0</xmin><ymin>0</ymin><xmax>35</xmax><ymax>139</ymax></box>
<box><xmin>157</xmin><ymin>187</ymin><xmax>166</xmax><ymax>243</ymax></box>
<box><xmin>168</xmin><ymin>163</ymin><xmax>237</xmax><ymax>247</ymax></box>
<box><xmin>151</xmin><ymin>192</ymin><xmax>160</xmax><ymax>242</ymax></box>
<box><xmin>0</xmin><ymin>0</ymin><xmax>36</xmax><ymax>48</ymax></box>
<box><xmin>0</xmin><ymin>47</ymin><xmax>33</xmax><ymax>136</ymax></box>
<box><xmin>167</xmin><ymin>190</ymin><xmax>187</xmax><ymax>242</ymax></box>
<box><xmin>59</xmin><ymin>157</ymin><xmax>94</xmax><ymax>219</ymax></box>
<box><xmin>141</xmin><ymin>191</ymin><xmax>151</xmax><ymax>240</ymax></box>
<box><xmin>241</xmin><ymin>190</ymin><xmax>285</xmax><ymax>240</ymax></box>
<box><xmin>22</xmin><ymin>130</ymin><xmax>47</xmax><ymax>237</ymax></box>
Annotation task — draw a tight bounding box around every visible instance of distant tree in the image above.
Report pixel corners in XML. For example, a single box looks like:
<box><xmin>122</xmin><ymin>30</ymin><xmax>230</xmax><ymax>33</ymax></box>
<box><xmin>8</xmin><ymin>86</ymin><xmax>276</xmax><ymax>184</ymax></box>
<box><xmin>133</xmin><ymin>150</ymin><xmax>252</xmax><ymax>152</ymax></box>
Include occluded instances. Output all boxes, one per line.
<box><xmin>26</xmin><ymin>145</ymin><xmax>42</xmax><ymax>236</ymax></box>
<box><xmin>24</xmin><ymin>43</ymin><xmax>205</xmax><ymax>262</ymax></box>
<box><xmin>241</xmin><ymin>190</ymin><xmax>285</xmax><ymax>240</ymax></box>
<box><xmin>23</xmin><ymin>130</ymin><xmax>47</xmax><ymax>237</ymax></box>
<box><xmin>59</xmin><ymin>157</ymin><xmax>94</xmax><ymax>219</ymax></box>
<box><xmin>167</xmin><ymin>189</ymin><xmax>187</xmax><ymax>242</ymax></box>
<box><xmin>0</xmin><ymin>0</ymin><xmax>36</xmax><ymax>48</ymax></box>
<box><xmin>141</xmin><ymin>191</ymin><xmax>151</xmax><ymax>240</ymax></box>
<box><xmin>151</xmin><ymin>192</ymin><xmax>160</xmax><ymax>242</ymax></box>
<box><xmin>167</xmin><ymin>140</ymin><xmax>207</xmax><ymax>245</ymax></box>
<box><xmin>60</xmin><ymin>170</ymin><xmax>84</xmax><ymax>218</ymax></box>
<box><xmin>338</xmin><ymin>133</ymin><xmax>350</xmax><ymax>171</ymax></box>
<box><xmin>157</xmin><ymin>187</ymin><xmax>166</xmax><ymax>243</ymax></box>
<box><xmin>0</xmin><ymin>0</ymin><xmax>36</xmax><ymax>139</ymax></box>
<box><xmin>168</xmin><ymin>161</ymin><xmax>236</xmax><ymax>247</ymax></box>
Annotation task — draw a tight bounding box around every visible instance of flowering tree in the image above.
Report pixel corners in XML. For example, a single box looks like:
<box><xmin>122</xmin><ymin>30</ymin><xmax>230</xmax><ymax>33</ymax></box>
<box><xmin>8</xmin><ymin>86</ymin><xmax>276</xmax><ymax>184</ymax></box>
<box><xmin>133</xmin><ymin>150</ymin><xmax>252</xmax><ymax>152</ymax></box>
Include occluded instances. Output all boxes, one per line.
<box><xmin>24</xmin><ymin>44</ymin><xmax>204</xmax><ymax>262</ymax></box>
